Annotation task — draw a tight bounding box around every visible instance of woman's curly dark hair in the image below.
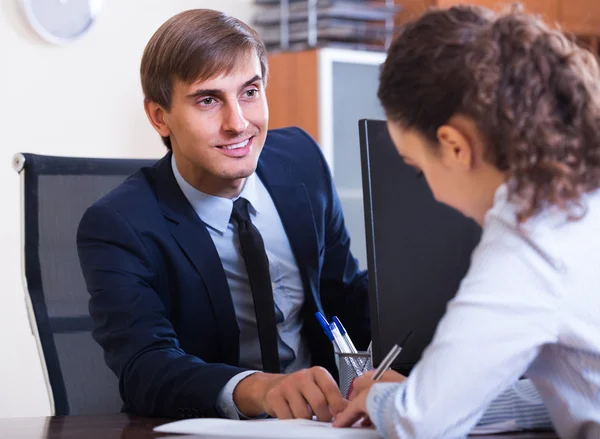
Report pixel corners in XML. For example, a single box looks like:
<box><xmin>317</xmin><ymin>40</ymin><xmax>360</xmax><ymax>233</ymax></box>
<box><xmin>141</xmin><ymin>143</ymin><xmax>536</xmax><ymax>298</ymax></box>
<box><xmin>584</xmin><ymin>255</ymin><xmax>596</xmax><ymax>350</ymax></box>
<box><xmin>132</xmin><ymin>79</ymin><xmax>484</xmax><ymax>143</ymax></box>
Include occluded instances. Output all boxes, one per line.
<box><xmin>379</xmin><ymin>4</ymin><xmax>600</xmax><ymax>223</ymax></box>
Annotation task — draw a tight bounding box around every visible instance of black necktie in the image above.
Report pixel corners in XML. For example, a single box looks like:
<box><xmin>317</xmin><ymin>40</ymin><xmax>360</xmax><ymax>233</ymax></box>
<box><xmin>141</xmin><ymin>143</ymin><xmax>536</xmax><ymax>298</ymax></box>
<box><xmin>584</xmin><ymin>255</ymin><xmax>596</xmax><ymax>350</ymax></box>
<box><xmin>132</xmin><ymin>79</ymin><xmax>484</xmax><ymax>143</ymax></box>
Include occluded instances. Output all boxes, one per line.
<box><xmin>231</xmin><ymin>198</ymin><xmax>281</xmax><ymax>373</ymax></box>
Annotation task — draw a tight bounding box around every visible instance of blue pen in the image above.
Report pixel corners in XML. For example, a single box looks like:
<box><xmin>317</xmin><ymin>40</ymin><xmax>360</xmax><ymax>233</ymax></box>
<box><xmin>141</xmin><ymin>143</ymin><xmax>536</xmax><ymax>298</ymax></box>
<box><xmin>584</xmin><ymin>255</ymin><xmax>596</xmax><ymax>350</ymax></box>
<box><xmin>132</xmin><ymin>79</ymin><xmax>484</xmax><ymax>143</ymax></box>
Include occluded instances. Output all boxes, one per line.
<box><xmin>329</xmin><ymin>321</ymin><xmax>351</xmax><ymax>354</ymax></box>
<box><xmin>332</xmin><ymin>316</ymin><xmax>358</xmax><ymax>354</ymax></box>
<box><xmin>315</xmin><ymin>312</ymin><xmax>341</xmax><ymax>352</ymax></box>
<box><xmin>327</xmin><ymin>316</ymin><xmax>363</xmax><ymax>376</ymax></box>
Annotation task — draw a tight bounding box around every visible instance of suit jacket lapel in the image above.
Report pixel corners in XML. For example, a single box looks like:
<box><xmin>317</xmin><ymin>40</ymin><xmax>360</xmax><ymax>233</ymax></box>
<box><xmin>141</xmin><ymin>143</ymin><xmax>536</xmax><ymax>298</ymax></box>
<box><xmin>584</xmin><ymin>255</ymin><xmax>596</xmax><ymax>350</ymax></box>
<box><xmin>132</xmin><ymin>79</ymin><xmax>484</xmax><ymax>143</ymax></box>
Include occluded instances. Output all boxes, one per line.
<box><xmin>151</xmin><ymin>144</ymin><xmax>324</xmax><ymax>366</ymax></box>
<box><xmin>256</xmin><ymin>155</ymin><xmax>323</xmax><ymax>314</ymax></box>
<box><xmin>154</xmin><ymin>154</ymin><xmax>240</xmax><ymax>365</ymax></box>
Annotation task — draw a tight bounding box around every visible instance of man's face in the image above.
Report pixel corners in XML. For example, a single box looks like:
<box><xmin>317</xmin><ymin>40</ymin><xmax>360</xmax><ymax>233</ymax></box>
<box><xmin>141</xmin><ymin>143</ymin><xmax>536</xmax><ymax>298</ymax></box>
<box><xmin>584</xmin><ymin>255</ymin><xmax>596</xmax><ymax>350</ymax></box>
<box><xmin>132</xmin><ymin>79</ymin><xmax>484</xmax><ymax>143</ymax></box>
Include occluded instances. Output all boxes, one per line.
<box><xmin>157</xmin><ymin>51</ymin><xmax>268</xmax><ymax>195</ymax></box>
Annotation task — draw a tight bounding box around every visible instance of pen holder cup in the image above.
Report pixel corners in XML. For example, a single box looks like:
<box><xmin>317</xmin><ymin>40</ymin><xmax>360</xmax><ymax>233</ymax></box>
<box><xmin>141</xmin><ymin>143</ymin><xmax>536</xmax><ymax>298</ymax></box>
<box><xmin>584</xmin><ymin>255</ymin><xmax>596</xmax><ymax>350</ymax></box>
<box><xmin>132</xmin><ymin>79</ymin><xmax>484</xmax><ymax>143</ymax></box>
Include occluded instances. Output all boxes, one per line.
<box><xmin>336</xmin><ymin>352</ymin><xmax>372</xmax><ymax>399</ymax></box>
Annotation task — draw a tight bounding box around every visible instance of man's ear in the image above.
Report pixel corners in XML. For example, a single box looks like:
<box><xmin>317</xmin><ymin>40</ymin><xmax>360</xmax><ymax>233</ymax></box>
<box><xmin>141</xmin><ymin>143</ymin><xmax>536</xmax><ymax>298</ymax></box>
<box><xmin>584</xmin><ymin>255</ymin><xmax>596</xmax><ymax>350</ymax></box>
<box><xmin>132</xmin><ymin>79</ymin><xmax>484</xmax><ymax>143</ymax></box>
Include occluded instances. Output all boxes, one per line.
<box><xmin>436</xmin><ymin>124</ymin><xmax>473</xmax><ymax>171</ymax></box>
<box><xmin>144</xmin><ymin>99</ymin><xmax>171</xmax><ymax>138</ymax></box>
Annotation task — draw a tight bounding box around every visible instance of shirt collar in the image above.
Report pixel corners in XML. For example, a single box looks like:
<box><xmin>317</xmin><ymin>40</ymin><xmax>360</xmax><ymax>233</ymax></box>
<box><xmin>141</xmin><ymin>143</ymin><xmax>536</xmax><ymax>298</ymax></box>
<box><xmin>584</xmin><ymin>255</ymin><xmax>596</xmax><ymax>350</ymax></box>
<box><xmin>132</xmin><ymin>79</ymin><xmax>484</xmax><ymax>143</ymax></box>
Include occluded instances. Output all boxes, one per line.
<box><xmin>171</xmin><ymin>154</ymin><xmax>261</xmax><ymax>234</ymax></box>
<box><xmin>493</xmin><ymin>181</ymin><xmax>509</xmax><ymax>206</ymax></box>
<box><xmin>238</xmin><ymin>167</ymin><xmax>262</xmax><ymax>217</ymax></box>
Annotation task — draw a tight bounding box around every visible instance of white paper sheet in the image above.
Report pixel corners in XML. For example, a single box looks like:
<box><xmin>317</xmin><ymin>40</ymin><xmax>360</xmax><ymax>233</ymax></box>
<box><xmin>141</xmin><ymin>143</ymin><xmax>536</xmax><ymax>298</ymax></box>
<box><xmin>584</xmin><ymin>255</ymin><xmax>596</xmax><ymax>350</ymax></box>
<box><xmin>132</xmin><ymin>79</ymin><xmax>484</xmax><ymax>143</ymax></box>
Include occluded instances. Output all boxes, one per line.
<box><xmin>154</xmin><ymin>418</ymin><xmax>381</xmax><ymax>438</ymax></box>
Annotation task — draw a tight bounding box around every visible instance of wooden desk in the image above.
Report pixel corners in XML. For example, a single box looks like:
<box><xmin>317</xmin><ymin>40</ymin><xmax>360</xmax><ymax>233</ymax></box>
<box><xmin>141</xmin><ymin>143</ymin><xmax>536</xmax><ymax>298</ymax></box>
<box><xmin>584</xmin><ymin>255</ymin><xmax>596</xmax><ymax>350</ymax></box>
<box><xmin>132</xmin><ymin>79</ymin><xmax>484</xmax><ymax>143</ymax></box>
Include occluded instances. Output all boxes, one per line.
<box><xmin>0</xmin><ymin>414</ymin><xmax>559</xmax><ymax>438</ymax></box>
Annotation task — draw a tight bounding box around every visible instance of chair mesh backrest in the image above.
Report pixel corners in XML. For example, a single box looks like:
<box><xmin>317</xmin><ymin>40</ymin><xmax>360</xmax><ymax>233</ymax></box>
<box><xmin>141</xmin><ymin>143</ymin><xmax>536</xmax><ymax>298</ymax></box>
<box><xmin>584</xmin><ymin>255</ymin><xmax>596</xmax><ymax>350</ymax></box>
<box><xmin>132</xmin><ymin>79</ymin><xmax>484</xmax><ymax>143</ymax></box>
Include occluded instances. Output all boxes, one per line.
<box><xmin>19</xmin><ymin>153</ymin><xmax>157</xmax><ymax>416</ymax></box>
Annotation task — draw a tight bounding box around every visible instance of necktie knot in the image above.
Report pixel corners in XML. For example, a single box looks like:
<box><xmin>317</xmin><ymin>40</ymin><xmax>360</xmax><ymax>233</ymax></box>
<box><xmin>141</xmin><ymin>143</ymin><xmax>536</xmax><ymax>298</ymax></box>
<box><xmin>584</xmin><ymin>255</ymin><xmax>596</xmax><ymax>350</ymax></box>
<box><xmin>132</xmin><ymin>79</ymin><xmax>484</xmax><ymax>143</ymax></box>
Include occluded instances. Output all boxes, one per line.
<box><xmin>231</xmin><ymin>197</ymin><xmax>251</xmax><ymax>224</ymax></box>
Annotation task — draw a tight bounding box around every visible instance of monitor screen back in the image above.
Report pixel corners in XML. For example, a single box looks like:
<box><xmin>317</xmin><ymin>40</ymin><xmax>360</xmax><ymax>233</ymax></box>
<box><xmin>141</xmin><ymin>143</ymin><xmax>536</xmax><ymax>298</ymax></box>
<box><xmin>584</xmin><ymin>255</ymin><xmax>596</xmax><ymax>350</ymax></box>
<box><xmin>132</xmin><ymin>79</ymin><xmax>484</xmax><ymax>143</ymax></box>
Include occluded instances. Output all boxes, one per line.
<box><xmin>359</xmin><ymin>119</ymin><xmax>482</xmax><ymax>375</ymax></box>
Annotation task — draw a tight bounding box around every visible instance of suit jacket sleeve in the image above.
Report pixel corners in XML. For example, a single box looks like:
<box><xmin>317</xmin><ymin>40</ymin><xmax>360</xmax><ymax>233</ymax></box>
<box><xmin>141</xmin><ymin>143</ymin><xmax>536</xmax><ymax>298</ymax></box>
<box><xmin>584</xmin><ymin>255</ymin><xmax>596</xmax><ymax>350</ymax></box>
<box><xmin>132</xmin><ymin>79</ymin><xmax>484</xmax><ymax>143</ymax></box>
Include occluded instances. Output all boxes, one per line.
<box><xmin>77</xmin><ymin>203</ymin><xmax>247</xmax><ymax>418</ymax></box>
<box><xmin>296</xmin><ymin>128</ymin><xmax>371</xmax><ymax>351</ymax></box>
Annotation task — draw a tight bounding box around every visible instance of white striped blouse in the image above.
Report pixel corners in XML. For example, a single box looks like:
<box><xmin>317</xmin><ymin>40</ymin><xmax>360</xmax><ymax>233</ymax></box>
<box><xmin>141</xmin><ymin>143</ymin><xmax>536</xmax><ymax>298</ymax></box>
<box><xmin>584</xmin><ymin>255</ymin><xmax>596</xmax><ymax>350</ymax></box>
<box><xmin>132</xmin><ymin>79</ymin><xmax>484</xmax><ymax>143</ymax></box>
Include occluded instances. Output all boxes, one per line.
<box><xmin>366</xmin><ymin>184</ymin><xmax>600</xmax><ymax>438</ymax></box>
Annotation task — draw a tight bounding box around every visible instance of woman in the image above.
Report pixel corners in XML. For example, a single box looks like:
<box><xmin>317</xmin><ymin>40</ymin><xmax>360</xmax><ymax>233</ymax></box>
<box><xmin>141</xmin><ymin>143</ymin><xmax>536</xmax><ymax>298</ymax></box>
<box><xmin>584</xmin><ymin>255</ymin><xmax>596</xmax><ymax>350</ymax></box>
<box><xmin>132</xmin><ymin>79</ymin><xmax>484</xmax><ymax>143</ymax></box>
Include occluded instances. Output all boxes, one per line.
<box><xmin>333</xmin><ymin>5</ymin><xmax>600</xmax><ymax>438</ymax></box>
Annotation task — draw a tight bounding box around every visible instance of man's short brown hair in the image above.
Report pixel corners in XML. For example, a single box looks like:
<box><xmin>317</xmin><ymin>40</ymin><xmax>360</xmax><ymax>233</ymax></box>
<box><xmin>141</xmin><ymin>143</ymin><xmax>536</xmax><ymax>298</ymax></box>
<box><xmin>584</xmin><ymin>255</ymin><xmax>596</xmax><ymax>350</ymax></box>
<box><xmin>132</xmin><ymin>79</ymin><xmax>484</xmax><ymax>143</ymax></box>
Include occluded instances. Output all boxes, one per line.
<box><xmin>140</xmin><ymin>9</ymin><xmax>269</xmax><ymax>149</ymax></box>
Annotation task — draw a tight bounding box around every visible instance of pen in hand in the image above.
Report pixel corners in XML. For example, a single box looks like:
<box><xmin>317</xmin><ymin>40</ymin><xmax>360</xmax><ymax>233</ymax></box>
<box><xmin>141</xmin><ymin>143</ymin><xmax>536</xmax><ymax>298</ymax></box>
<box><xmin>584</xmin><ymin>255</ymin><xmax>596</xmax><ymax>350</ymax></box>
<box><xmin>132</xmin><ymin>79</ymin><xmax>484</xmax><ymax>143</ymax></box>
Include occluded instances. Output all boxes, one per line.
<box><xmin>344</xmin><ymin>330</ymin><xmax>413</xmax><ymax>399</ymax></box>
<box><xmin>372</xmin><ymin>330</ymin><xmax>413</xmax><ymax>381</ymax></box>
<box><xmin>333</xmin><ymin>330</ymin><xmax>415</xmax><ymax>428</ymax></box>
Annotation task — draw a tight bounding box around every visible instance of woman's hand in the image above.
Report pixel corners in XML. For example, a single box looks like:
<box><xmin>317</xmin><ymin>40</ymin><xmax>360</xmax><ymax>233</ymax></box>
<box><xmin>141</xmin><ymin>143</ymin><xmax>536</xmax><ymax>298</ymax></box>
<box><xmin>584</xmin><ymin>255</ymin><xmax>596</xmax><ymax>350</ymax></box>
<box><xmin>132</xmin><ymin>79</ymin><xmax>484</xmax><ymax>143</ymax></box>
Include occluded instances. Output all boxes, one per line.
<box><xmin>348</xmin><ymin>369</ymin><xmax>405</xmax><ymax>400</ymax></box>
<box><xmin>333</xmin><ymin>385</ymin><xmax>371</xmax><ymax>428</ymax></box>
<box><xmin>333</xmin><ymin>370</ymin><xmax>405</xmax><ymax>428</ymax></box>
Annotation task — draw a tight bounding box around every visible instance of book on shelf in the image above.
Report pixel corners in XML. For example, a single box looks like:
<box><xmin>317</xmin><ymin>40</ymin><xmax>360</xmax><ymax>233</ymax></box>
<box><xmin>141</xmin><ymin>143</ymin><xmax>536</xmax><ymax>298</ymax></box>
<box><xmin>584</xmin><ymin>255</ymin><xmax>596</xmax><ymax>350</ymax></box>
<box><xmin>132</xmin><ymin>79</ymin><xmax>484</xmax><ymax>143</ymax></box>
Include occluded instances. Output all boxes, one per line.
<box><xmin>254</xmin><ymin>0</ymin><xmax>401</xmax><ymax>51</ymax></box>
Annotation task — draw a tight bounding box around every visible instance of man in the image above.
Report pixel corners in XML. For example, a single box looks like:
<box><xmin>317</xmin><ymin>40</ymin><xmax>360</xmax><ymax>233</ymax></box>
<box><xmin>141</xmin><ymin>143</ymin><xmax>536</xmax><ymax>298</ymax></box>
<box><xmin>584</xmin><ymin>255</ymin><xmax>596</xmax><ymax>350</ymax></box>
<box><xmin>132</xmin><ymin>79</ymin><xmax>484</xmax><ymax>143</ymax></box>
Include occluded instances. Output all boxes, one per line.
<box><xmin>76</xmin><ymin>9</ymin><xmax>369</xmax><ymax>420</ymax></box>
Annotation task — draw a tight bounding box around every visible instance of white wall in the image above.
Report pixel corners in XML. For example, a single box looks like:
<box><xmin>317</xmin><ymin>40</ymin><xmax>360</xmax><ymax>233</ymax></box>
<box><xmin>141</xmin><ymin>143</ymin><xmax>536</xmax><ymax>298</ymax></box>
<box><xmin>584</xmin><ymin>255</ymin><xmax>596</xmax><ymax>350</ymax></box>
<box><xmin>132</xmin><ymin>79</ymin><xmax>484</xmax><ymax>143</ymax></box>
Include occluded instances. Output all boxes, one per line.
<box><xmin>0</xmin><ymin>0</ymin><xmax>255</xmax><ymax>418</ymax></box>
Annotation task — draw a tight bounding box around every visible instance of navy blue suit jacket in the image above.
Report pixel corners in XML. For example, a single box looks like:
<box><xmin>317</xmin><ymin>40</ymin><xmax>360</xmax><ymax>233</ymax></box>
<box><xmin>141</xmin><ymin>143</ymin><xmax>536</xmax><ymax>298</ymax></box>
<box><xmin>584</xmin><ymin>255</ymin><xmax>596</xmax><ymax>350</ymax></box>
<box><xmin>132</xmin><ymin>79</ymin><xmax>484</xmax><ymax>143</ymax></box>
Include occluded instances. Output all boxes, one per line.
<box><xmin>77</xmin><ymin>127</ymin><xmax>369</xmax><ymax>419</ymax></box>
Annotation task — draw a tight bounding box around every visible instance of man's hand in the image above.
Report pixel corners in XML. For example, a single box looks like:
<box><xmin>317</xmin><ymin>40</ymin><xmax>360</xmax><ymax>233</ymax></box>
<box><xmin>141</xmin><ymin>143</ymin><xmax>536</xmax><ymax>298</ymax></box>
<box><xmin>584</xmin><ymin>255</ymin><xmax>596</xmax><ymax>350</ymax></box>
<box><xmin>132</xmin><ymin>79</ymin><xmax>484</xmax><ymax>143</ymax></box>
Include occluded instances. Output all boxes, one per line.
<box><xmin>233</xmin><ymin>366</ymin><xmax>347</xmax><ymax>421</ymax></box>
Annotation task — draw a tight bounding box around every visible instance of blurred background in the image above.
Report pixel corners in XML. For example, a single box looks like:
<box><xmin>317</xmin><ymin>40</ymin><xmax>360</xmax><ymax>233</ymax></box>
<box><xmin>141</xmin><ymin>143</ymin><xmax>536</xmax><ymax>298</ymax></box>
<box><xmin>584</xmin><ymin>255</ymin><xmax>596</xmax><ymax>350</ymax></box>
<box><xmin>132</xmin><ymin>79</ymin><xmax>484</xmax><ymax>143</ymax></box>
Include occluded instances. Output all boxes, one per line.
<box><xmin>0</xmin><ymin>0</ymin><xmax>597</xmax><ymax>418</ymax></box>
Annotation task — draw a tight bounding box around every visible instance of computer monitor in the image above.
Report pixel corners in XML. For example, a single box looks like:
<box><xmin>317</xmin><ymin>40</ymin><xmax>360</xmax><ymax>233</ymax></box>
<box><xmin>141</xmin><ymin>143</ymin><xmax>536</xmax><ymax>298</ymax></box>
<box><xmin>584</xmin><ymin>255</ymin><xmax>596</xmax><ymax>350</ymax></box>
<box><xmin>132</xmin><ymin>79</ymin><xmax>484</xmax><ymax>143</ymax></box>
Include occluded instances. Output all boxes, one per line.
<box><xmin>359</xmin><ymin>119</ymin><xmax>482</xmax><ymax>375</ymax></box>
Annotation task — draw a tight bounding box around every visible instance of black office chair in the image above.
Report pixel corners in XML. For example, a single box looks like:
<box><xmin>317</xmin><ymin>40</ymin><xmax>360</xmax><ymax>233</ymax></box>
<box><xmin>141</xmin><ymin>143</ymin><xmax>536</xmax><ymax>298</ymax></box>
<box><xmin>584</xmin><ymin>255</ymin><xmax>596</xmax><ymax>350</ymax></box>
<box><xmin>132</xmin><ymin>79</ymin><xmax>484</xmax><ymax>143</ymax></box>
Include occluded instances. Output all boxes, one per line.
<box><xmin>13</xmin><ymin>153</ymin><xmax>158</xmax><ymax>416</ymax></box>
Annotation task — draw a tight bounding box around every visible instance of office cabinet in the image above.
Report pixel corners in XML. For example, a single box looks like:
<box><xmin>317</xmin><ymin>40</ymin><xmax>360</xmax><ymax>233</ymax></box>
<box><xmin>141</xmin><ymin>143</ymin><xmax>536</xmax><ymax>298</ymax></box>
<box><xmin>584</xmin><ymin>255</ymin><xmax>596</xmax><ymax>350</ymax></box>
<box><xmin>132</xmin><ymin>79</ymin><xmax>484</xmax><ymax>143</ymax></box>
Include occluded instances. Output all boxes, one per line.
<box><xmin>559</xmin><ymin>0</ymin><xmax>600</xmax><ymax>37</ymax></box>
<box><xmin>391</xmin><ymin>0</ymin><xmax>600</xmax><ymax>57</ymax></box>
<box><xmin>265</xmin><ymin>2</ymin><xmax>600</xmax><ymax>270</ymax></box>
<box><xmin>396</xmin><ymin>0</ymin><xmax>600</xmax><ymax>41</ymax></box>
<box><xmin>432</xmin><ymin>0</ymin><xmax>600</xmax><ymax>52</ymax></box>
<box><xmin>434</xmin><ymin>0</ymin><xmax>559</xmax><ymax>23</ymax></box>
<box><xmin>267</xmin><ymin>48</ymin><xmax>387</xmax><ymax>270</ymax></box>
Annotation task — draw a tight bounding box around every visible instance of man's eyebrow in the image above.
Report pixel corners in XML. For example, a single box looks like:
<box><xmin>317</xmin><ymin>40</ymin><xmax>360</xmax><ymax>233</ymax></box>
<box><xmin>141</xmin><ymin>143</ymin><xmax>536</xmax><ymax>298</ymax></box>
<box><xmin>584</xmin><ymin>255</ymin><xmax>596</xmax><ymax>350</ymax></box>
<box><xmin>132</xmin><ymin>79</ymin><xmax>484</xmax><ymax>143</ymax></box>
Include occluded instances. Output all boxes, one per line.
<box><xmin>186</xmin><ymin>75</ymin><xmax>263</xmax><ymax>99</ymax></box>
<box><xmin>186</xmin><ymin>88</ymin><xmax>225</xmax><ymax>99</ymax></box>
<box><xmin>242</xmin><ymin>75</ymin><xmax>262</xmax><ymax>90</ymax></box>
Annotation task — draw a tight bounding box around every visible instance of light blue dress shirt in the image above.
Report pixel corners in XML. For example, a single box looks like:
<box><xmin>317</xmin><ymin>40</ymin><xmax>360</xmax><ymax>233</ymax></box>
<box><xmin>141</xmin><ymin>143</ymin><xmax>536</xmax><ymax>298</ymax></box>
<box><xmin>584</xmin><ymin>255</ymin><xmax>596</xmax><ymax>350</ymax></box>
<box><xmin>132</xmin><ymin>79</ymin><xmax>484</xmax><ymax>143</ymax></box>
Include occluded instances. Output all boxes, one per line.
<box><xmin>171</xmin><ymin>156</ymin><xmax>311</xmax><ymax>418</ymax></box>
